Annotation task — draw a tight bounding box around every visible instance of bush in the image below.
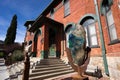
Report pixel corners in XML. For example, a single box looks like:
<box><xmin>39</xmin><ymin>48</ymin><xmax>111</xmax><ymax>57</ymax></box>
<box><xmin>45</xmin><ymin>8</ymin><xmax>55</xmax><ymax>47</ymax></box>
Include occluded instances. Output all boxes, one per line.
<box><xmin>0</xmin><ymin>52</ymin><xmax>4</xmax><ymax>58</ymax></box>
<box><xmin>12</xmin><ymin>50</ymin><xmax>24</xmax><ymax>62</ymax></box>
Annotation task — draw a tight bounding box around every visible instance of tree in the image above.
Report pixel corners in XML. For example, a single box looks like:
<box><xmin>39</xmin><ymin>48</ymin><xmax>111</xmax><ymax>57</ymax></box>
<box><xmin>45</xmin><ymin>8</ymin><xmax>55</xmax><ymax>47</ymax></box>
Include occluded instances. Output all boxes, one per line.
<box><xmin>4</xmin><ymin>14</ymin><xmax>17</xmax><ymax>45</ymax></box>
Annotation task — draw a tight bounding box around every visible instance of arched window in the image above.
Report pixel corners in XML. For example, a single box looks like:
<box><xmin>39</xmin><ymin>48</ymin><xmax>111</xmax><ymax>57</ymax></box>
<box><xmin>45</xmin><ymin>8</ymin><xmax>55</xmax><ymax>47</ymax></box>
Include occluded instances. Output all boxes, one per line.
<box><xmin>34</xmin><ymin>29</ymin><xmax>41</xmax><ymax>42</ymax></box>
<box><xmin>65</xmin><ymin>24</ymin><xmax>75</xmax><ymax>48</ymax></box>
<box><xmin>81</xmin><ymin>18</ymin><xmax>98</xmax><ymax>47</ymax></box>
<box><xmin>29</xmin><ymin>40</ymin><xmax>32</xmax><ymax>45</ymax></box>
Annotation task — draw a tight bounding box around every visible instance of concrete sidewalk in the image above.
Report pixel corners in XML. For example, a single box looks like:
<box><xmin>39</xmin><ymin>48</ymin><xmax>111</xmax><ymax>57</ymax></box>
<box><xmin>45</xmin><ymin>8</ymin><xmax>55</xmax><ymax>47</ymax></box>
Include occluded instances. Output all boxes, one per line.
<box><xmin>0</xmin><ymin>58</ymin><xmax>9</xmax><ymax>80</ymax></box>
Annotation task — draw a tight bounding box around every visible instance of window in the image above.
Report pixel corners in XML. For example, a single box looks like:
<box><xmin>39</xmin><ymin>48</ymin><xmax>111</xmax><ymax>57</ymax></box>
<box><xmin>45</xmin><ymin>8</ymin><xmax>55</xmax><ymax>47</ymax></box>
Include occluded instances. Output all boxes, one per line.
<box><xmin>82</xmin><ymin>19</ymin><xmax>98</xmax><ymax>47</ymax></box>
<box><xmin>64</xmin><ymin>0</ymin><xmax>70</xmax><ymax>17</ymax></box>
<box><xmin>88</xmin><ymin>24</ymin><xmax>98</xmax><ymax>46</ymax></box>
<box><xmin>50</xmin><ymin>9</ymin><xmax>54</xmax><ymax>19</ymax></box>
<box><xmin>65</xmin><ymin>25</ymin><xmax>73</xmax><ymax>48</ymax></box>
<box><xmin>30</xmin><ymin>32</ymin><xmax>34</xmax><ymax>36</ymax></box>
<box><xmin>27</xmin><ymin>24</ymin><xmax>31</xmax><ymax>30</ymax></box>
<box><xmin>118</xmin><ymin>0</ymin><xmax>120</xmax><ymax>9</ymax></box>
<box><xmin>84</xmin><ymin>27</ymin><xmax>88</xmax><ymax>46</ymax></box>
<box><xmin>29</xmin><ymin>40</ymin><xmax>32</xmax><ymax>45</ymax></box>
<box><xmin>106</xmin><ymin>10</ymin><xmax>117</xmax><ymax>41</ymax></box>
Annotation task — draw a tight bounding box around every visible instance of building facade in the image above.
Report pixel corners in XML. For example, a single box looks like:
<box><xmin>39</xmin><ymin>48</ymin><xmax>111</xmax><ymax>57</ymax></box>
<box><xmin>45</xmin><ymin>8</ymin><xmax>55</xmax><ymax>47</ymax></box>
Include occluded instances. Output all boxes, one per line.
<box><xmin>24</xmin><ymin>0</ymin><xmax>120</xmax><ymax>78</ymax></box>
<box><xmin>24</xmin><ymin>0</ymin><xmax>120</xmax><ymax>58</ymax></box>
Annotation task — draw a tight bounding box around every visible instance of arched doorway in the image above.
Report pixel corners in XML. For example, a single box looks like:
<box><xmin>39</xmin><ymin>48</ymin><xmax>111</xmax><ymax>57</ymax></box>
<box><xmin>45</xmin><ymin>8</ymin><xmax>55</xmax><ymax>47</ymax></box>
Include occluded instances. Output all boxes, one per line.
<box><xmin>33</xmin><ymin>29</ymin><xmax>41</xmax><ymax>57</ymax></box>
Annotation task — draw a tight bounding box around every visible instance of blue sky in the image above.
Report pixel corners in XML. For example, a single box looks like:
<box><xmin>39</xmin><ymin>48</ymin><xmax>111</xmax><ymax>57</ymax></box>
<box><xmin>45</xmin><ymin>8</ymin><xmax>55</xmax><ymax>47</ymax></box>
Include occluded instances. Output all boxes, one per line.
<box><xmin>0</xmin><ymin>0</ymin><xmax>52</xmax><ymax>43</ymax></box>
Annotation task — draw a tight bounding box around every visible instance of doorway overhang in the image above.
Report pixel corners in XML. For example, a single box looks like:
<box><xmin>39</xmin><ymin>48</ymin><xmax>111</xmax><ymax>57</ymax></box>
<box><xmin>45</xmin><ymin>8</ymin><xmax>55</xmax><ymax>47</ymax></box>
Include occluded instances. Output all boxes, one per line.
<box><xmin>28</xmin><ymin>16</ymin><xmax>63</xmax><ymax>32</ymax></box>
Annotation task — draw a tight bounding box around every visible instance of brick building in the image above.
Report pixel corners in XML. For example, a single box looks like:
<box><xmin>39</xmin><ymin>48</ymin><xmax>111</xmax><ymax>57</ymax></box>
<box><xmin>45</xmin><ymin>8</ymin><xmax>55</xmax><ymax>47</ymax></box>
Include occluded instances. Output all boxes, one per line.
<box><xmin>24</xmin><ymin>0</ymin><xmax>120</xmax><ymax>79</ymax></box>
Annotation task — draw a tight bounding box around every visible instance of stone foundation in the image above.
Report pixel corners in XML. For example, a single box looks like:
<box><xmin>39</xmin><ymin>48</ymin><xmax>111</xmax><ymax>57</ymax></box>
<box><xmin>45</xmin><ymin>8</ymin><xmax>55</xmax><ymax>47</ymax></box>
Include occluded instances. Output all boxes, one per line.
<box><xmin>62</xmin><ymin>56</ymin><xmax>120</xmax><ymax>80</ymax></box>
<box><xmin>89</xmin><ymin>57</ymin><xmax>120</xmax><ymax>80</ymax></box>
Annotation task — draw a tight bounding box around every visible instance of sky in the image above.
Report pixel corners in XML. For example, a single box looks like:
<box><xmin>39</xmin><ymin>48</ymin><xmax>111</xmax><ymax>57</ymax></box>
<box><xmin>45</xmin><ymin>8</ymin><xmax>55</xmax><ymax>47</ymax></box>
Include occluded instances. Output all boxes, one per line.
<box><xmin>0</xmin><ymin>0</ymin><xmax>52</xmax><ymax>43</ymax></box>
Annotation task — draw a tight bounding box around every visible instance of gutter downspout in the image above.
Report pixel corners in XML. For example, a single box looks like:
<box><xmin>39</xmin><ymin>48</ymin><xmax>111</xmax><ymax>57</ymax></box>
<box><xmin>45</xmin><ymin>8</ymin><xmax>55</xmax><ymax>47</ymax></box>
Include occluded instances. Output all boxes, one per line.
<box><xmin>94</xmin><ymin>0</ymin><xmax>109</xmax><ymax>76</ymax></box>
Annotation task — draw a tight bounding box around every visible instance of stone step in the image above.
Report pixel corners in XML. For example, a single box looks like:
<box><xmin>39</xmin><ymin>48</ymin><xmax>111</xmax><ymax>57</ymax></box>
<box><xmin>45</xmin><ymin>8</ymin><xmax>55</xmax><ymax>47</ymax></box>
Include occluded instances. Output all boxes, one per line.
<box><xmin>9</xmin><ymin>66</ymin><xmax>18</xmax><ymax>79</ymax></box>
<box><xmin>0</xmin><ymin>58</ymin><xmax>4</xmax><ymax>63</ymax></box>
<box><xmin>29</xmin><ymin>58</ymin><xmax>75</xmax><ymax>80</ymax></box>
<box><xmin>0</xmin><ymin>60</ymin><xmax>4</xmax><ymax>63</ymax></box>
<box><xmin>41</xmin><ymin>58</ymin><xmax>60</xmax><ymax>60</ymax></box>
<box><xmin>30</xmin><ymin>67</ymin><xmax>73</xmax><ymax>77</ymax></box>
<box><xmin>40</xmin><ymin>62</ymin><xmax>64</xmax><ymax>65</ymax></box>
<box><xmin>40</xmin><ymin>60</ymin><xmax>63</xmax><ymax>63</ymax></box>
<box><xmin>8</xmin><ymin>62</ymin><xmax>24</xmax><ymax>79</ymax></box>
<box><xmin>29</xmin><ymin>69</ymin><xmax>74</xmax><ymax>80</ymax></box>
<box><xmin>0</xmin><ymin>66</ymin><xmax>10</xmax><ymax>80</ymax></box>
<box><xmin>14</xmin><ymin>65</ymin><xmax>23</xmax><ymax>75</ymax></box>
<box><xmin>32</xmin><ymin>66</ymin><xmax>71</xmax><ymax>72</ymax></box>
<box><xmin>0</xmin><ymin>58</ymin><xmax>4</xmax><ymax>60</ymax></box>
<box><xmin>35</xmin><ymin>64</ymin><xmax>68</xmax><ymax>69</ymax></box>
<box><xmin>40</xmin><ymin>60</ymin><xmax>62</xmax><ymax>63</ymax></box>
<box><xmin>44</xmin><ymin>72</ymin><xmax>77</xmax><ymax>80</ymax></box>
<box><xmin>17</xmin><ymin>63</ymin><xmax>24</xmax><ymax>70</ymax></box>
<box><xmin>0</xmin><ymin>62</ymin><xmax>5</xmax><ymax>66</ymax></box>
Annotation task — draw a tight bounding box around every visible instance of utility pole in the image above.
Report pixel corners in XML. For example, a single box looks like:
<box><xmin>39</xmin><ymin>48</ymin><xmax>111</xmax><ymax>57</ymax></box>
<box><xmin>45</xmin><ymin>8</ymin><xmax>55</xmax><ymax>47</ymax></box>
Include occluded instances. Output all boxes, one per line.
<box><xmin>94</xmin><ymin>0</ymin><xmax>109</xmax><ymax>76</ymax></box>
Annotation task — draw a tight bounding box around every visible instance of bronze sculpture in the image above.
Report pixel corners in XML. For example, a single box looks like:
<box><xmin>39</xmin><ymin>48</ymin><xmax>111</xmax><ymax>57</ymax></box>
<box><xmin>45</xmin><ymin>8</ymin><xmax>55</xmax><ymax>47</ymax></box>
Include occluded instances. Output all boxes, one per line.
<box><xmin>65</xmin><ymin>24</ymin><xmax>91</xmax><ymax>79</ymax></box>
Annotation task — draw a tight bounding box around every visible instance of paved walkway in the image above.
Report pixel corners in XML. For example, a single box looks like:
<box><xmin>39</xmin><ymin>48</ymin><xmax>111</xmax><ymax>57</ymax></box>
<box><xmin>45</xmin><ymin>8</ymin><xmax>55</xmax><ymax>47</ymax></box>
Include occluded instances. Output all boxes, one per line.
<box><xmin>0</xmin><ymin>57</ymin><xmax>41</xmax><ymax>80</ymax></box>
<box><xmin>0</xmin><ymin>58</ymin><xmax>9</xmax><ymax>80</ymax></box>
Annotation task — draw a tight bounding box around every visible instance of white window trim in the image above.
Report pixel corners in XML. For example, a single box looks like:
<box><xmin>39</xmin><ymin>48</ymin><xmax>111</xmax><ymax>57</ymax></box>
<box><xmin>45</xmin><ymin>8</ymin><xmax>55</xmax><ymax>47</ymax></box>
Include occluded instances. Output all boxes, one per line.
<box><xmin>106</xmin><ymin>10</ymin><xmax>117</xmax><ymax>41</ymax></box>
<box><xmin>64</xmin><ymin>0</ymin><xmax>70</xmax><ymax>17</ymax></box>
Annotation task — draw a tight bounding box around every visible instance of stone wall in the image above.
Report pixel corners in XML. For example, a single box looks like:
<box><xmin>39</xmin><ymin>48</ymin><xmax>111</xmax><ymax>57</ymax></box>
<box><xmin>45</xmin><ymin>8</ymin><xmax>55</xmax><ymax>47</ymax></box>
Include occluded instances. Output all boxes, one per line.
<box><xmin>89</xmin><ymin>57</ymin><xmax>120</xmax><ymax>80</ymax></box>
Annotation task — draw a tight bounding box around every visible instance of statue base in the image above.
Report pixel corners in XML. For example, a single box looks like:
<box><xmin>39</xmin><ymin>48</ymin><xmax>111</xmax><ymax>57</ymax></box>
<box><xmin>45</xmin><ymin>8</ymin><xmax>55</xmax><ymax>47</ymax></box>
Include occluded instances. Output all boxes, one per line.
<box><xmin>71</xmin><ymin>74</ymin><xmax>89</xmax><ymax>80</ymax></box>
<box><xmin>61</xmin><ymin>73</ymin><xmax>89</xmax><ymax>80</ymax></box>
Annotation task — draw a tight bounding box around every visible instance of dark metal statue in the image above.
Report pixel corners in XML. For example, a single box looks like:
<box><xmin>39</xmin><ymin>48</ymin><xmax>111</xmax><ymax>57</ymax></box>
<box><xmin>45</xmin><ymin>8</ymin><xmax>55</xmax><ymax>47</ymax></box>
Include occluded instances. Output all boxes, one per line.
<box><xmin>65</xmin><ymin>24</ymin><xmax>91</xmax><ymax>78</ymax></box>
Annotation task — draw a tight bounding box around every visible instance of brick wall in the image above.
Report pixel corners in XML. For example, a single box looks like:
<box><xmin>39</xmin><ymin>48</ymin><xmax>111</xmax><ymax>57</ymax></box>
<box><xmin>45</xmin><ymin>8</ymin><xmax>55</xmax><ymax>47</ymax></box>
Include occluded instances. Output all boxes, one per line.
<box><xmin>53</xmin><ymin>0</ymin><xmax>102</xmax><ymax>56</ymax></box>
<box><xmin>25</xmin><ymin>0</ymin><xmax>120</xmax><ymax>57</ymax></box>
<box><xmin>99</xmin><ymin>0</ymin><xmax>120</xmax><ymax>56</ymax></box>
<box><xmin>53</xmin><ymin>0</ymin><xmax>120</xmax><ymax>56</ymax></box>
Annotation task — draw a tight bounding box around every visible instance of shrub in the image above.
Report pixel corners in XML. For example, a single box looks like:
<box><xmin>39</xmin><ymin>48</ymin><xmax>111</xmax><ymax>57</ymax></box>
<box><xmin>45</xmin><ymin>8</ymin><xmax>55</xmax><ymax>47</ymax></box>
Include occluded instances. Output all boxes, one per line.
<box><xmin>12</xmin><ymin>50</ymin><xmax>24</xmax><ymax>62</ymax></box>
<box><xmin>0</xmin><ymin>52</ymin><xmax>4</xmax><ymax>58</ymax></box>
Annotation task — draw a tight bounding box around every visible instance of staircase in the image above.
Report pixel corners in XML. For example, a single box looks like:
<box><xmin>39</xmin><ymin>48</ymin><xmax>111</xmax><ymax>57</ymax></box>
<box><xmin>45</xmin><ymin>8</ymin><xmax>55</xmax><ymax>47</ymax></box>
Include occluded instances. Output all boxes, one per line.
<box><xmin>29</xmin><ymin>58</ymin><xmax>75</xmax><ymax>80</ymax></box>
<box><xmin>0</xmin><ymin>58</ymin><xmax>4</xmax><ymax>66</ymax></box>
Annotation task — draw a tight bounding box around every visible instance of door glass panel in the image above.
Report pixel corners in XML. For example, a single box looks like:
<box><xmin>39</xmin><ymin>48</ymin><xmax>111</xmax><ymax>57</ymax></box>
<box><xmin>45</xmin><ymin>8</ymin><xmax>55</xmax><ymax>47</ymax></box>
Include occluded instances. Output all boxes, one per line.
<box><xmin>49</xmin><ymin>44</ymin><xmax>56</xmax><ymax>57</ymax></box>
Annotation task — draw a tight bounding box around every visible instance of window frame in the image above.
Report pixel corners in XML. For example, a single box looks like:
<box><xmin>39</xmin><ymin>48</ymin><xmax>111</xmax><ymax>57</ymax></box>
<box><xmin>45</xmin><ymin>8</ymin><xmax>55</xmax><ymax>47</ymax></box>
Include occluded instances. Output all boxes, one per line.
<box><xmin>106</xmin><ymin>9</ymin><xmax>118</xmax><ymax>43</ymax></box>
<box><xmin>64</xmin><ymin>0</ymin><xmax>70</xmax><ymax>17</ymax></box>
<box><xmin>50</xmin><ymin>8</ymin><xmax>54</xmax><ymax>19</ymax></box>
<box><xmin>87</xmin><ymin>23</ymin><xmax>99</xmax><ymax>48</ymax></box>
<box><xmin>65</xmin><ymin>24</ymin><xmax>74</xmax><ymax>48</ymax></box>
<box><xmin>82</xmin><ymin>19</ymin><xmax>99</xmax><ymax>48</ymax></box>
